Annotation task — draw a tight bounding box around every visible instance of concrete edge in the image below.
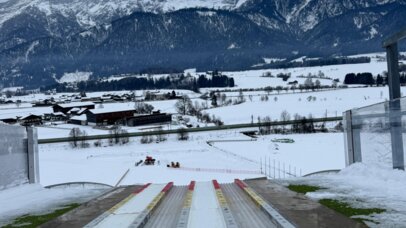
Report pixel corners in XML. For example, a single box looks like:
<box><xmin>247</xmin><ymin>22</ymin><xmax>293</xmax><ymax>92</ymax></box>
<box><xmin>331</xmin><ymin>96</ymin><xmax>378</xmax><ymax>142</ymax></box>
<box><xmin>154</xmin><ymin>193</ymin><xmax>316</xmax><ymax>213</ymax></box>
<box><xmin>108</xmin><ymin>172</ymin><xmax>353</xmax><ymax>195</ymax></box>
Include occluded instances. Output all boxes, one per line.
<box><xmin>176</xmin><ymin>181</ymin><xmax>195</xmax><ymax>228</ymax></box>
<box><xmin>212</xmin><ymin>180</ymin><xmax>238</xmax><ymax>228</ymax></box>
<box><xmin>83</xmin><ymin>183</ymin><xmax>151</xmax><ymax>227</ymax></box>
<box><xmin>234</xmin><ymin>179</ymin><xmax>296</xmax><ymax>228</ymax></box>
<box><xmin>130</xmin><ymin>182</ymin><xmax>174</xmax><ymax>228</ymax></box>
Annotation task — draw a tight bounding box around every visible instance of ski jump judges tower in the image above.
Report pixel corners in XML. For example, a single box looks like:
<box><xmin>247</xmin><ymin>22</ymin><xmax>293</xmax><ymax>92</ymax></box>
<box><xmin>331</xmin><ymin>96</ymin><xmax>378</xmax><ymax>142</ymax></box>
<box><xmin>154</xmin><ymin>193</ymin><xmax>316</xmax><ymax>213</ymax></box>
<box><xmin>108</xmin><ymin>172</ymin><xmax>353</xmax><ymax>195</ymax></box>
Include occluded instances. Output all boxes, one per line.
<box><xmin>344</xmin><ymin>27</ymin><xmax>406</xmax><ymax>170</ymax></box>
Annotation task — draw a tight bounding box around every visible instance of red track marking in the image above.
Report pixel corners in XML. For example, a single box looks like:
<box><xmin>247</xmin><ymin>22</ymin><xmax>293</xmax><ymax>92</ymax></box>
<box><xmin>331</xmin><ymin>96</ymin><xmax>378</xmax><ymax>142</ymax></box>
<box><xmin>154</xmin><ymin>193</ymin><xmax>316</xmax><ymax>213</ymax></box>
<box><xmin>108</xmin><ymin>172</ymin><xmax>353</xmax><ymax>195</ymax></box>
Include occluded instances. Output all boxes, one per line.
<box><xmin>188</xmin><ymin>181</ymin><xmax>196</xmax><ymax>191</ymax></box>
<box><xmin>134</xmin><ymin>183</ymin><xmax>151</xmax><ymax>194</ymax></box>
<box><xmin>234</xmin><ymin>179</ymin><xmax>247</xmax><ymax>189</ymax></box>
<box><xmin>161</xmin><ymin>182</ymin><xmax>174</xmax><ymax>193</ymax></box>
<box><xmin>212</xmin><ymin>180</ymin><xmax>221</xmax><ymax>190</ymax></box>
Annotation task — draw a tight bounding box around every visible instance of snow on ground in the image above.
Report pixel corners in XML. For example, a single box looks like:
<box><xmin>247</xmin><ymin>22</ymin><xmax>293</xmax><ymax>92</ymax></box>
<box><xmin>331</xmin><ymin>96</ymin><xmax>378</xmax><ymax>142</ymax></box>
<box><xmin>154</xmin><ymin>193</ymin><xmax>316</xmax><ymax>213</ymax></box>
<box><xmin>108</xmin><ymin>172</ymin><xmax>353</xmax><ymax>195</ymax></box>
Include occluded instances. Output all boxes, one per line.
<box><xmin>57</xmin><ymin>71</ymin><xmax>92</xmax><ymax>83</ymax></box>
<box><xmin>39</xmin><ymin>130</ymin><xmax>267</xmax><ymax>186</ymax></box>
<box><xmin>4</xmin><ymin>89</ymin><xmax>200</xmax><ymax>103</ymax></box>
<box><xmin>1</xmin><ymin>87</ymin><xmax>23</xmax><ymax>92</ymax></box>
<box><xmin>204</xmin><ymin>87</ymin><xmax>404</xmax><ymax>124</ymax></box>
<box><xmin>0</xmin><ymin>184</ymin><xmax>106</xmax><ymax>226</ymax></box>
<box><xmin>101</xmin><ymin>53</ymin><xmax>400</xmax><ymax>90</ymax></box>
<box><xmin>212</xmin><ymin>133</ymin><xmax>345</xmax><ymax>176</ymax></box>
<box><xmin>0</xmin><ymin>106</ymin><xmax>53</xmax><ymax>120</ymax></box>
<box><xmin>38</xmin><ymin>129</ymin><xmax>345</xmax><ymax>186</ymax></box>
<box><xmin>284</xmin><ymin>163</ymin><xmax>406</xmax><ymax>227</ymax></box>
<box><xmin>222</xmin><ymin>53</ymin><xmax>404</xmax><ymax>89</ymax></box>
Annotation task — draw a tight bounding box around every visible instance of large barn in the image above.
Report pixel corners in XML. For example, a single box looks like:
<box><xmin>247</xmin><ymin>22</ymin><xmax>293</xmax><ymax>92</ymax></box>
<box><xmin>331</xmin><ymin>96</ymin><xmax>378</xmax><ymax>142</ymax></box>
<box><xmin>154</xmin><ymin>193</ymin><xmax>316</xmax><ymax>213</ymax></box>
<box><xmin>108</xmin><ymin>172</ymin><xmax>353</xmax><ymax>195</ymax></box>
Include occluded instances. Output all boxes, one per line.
<box><xmin>86</xmin><ymin>107</ymin><xmax>135</xmax><ymax>125</ymax></box>
<box><xmin>127</xmin><ymin>112</ymin><xmax>172</xmax><ymax>127</ymax></box>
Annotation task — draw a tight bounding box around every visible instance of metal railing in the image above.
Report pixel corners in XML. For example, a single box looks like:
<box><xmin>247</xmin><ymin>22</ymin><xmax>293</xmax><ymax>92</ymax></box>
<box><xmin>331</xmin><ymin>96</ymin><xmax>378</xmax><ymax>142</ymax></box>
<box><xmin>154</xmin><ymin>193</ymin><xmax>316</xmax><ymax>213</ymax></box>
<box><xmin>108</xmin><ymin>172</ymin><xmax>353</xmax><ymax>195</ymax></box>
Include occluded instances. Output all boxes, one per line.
<box><xmin>38</xmin><ymin>116</ymin><xmax>342</xmax><ymax>144</ymax></box>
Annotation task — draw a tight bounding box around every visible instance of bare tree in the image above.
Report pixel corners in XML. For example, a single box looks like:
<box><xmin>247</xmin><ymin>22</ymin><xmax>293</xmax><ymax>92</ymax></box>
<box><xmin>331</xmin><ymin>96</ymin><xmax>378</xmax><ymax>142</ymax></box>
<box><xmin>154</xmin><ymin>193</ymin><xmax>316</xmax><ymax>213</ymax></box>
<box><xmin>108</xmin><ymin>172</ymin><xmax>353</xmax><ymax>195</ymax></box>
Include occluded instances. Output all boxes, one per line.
<box><xmin>238</xmin><ymin>90</ymin><xmax>245</xmax><ymax>103</ymax></box>
<box><xmin>120</xmin><ymin>129</ymin><xmax>130</xmax><ymax>144</ymax></box>
<box><xmin>135</xmin><ymin>102</ymin><xmax>154</xmax><ymax>114</ymax></box>
<box><xmin>175</xmin><ymin>95</ymin><xmax>193</xmax><ymax>115</ymax></box>
<box><xmin>69</xmin><ymin>128</ymin><xmax>82</xmax><ymax>148</ymax></box>
<box><xmin>280</xmin><ymin>110</ymin><xmax>291</xmax><ymax>133</ymax></box>
<box><xmin>80</xmin><ymin>130</ymin><xmax>90</xmax><ymax>148</ymax></box>
<box><xmin>280</xmin><ymin>110</ymin><xmax>291</xmax><ymax>122</ymax></box>
<box><xmin>262</xmin><ymin>116</ymin><xmax>272</xmax><ymax>135</ymax></box>
<box><xmin>156</xmin><ymin>128</ymin><xmax>167</xmax><ymax>142</ymax></box>
<box><xmin>177</xmin><ymin>128</ymin><xmax>189</xmax><ymax>141</ymax></box>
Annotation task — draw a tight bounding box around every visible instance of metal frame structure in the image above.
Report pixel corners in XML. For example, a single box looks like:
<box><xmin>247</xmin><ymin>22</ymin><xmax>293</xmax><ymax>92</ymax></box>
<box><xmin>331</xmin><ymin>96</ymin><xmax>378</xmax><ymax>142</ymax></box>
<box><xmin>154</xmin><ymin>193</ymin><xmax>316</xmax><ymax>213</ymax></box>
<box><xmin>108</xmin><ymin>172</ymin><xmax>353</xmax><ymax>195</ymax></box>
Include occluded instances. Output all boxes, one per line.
<box><xmin>383</xmin><ymin>27</ymin><xmax>406</xmax><ymax>170</ymax></box>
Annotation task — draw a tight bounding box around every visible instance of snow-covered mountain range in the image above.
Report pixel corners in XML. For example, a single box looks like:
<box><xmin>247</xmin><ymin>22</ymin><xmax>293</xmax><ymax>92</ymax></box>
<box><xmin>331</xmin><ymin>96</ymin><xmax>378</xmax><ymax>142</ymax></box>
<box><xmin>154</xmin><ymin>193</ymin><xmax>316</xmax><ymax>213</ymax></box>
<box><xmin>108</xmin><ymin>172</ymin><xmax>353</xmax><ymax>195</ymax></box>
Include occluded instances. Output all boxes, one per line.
<box><xmin>0</xmin><ymin>0</ymin><xmax>405</xmax><ymax>88</ymax></box>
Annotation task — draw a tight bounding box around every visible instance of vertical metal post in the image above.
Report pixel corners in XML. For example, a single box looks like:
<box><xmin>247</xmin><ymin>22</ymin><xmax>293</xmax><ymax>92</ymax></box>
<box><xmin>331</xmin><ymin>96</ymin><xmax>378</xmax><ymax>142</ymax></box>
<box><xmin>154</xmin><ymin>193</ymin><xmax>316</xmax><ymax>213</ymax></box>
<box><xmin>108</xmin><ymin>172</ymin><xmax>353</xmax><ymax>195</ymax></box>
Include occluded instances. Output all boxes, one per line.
<box><xmin>273</xmin><ymin>160</ymin><xmax>276</xmax><ymax>179</ymax></box>
<box><xmin>344</xmin><ymin>110</ymin><xmax>362</xmax><ymax>166</ymax></box>
<box><xmin>386</xmin><ymin>43</ymin><xmax>401</xmax><ymax>100</ymax></box>
<box><xmin>389</xmin><ymin>100</ymin><xmax>405</xmax><ymax>170</ymax></box>
<box><xmin>283</xmin><ymin>163</ymin><xmax>285</xmax><ymax>178</ymax></box>
<box><xmin>260</xmin><ymin>158</ymin><xmax>262</xmax><ymax>174</ymax></box>
<box><xmin>269</xmin><ymin>157</ymin><xmax>271</xmax><ymax>178</ymax></box>
<box><xmin>386</xmin><ymin>43</ymin><xmax>405</xmax><ymax>170</ymax></box>
<box><xmin>344</xmin><ymin>111</ymin><xmax>354</xmax><ymax>166</ymax></box>
<box><xmin>27</xmin><ymin>127</ymin><xmax>40</xmax><ymax>184</ymax></box>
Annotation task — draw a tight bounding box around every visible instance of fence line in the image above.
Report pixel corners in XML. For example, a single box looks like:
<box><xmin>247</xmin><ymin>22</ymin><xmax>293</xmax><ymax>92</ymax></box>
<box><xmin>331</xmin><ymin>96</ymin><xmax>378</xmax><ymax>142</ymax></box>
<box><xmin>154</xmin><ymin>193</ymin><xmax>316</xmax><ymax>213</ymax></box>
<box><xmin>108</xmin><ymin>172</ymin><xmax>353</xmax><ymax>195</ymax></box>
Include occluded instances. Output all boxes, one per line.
<box><xmin>171</xmin><ymin>167</ymin><xmax>261</xmax><ymax>175</ymax></box>
<box><xmin>260</xmin><ymin>156</ymin><xmax>302</xmax><ymax>179</ymax></box>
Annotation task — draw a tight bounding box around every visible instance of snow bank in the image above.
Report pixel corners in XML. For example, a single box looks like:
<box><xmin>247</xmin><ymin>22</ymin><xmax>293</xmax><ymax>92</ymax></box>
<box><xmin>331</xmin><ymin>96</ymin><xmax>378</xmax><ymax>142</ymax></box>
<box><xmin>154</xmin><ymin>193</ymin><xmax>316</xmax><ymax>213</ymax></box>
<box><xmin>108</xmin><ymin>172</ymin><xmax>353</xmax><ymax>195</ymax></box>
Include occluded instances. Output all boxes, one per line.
<box><xmin>0</xmin><ymin>184</ymin><xmax>106</xmax><ymax>226</ymax></box>
<box><xmin>289</xmin><ymin>163</ymin><xmax>406</xmax><ymax>227</ymax></box>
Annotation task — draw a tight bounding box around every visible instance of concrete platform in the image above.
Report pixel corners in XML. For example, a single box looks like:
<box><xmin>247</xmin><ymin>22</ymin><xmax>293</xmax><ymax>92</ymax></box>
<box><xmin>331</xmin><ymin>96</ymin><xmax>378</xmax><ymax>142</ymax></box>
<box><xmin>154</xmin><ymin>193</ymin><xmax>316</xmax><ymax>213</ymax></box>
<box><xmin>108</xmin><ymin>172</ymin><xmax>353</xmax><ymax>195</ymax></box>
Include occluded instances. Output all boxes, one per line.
<box><xmin>244</xmin><ymin>179</ymin><xmax>367</xmax><ymax>228</ymax></box>
<box><xmin>40</xmin><ymin>186</ymin><xmax>142</xmax><ymax>228</ymax></box>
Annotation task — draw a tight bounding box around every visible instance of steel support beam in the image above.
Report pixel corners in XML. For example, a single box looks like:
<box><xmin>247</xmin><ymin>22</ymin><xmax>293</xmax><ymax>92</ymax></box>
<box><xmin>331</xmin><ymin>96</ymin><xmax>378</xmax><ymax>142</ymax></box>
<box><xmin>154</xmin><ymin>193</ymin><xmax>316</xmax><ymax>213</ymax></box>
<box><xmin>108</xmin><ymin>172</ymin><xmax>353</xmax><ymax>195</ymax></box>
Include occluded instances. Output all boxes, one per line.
<box><xmin>27</xmin><ymin>127</ymin><xmax>40</xmax><ymax>183</ymax></box>
<box><xmin>383</xmin><ymin>27</ymin><xmax>406</xmax><ymax>48</ymax></box>
<box><xmin>386</xmin><ymin>43</ymin><xmax>401</xmax><ymax>100</ymax></box>
<box><xmin>389</xmin><ymin>100</ymin><xmax>405</xmax><ymax>170</ymax></box>
<box><xmin>384</xmin><ymin>28</ymin><xmax>406</xmax><ymax>170</ymax></box>
<box><xmin>344</xmin><ymin>110</ymin><xmax>362</xmax><ymax>166</ymax></box>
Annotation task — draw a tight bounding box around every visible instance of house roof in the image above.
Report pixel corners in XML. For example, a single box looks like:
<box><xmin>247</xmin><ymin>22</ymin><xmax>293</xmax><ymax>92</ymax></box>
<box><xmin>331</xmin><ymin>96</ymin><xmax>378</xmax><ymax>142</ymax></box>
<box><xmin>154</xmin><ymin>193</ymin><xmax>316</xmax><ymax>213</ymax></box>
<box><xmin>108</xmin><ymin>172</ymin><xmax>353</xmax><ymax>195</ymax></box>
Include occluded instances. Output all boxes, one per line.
<box><xmin>70</xmin><ymin>115</ymin><xmax>87</xmax><ymax>121</ymax></box>
<box><xmin>56</xmin><ymin>102</ymin><xmax>95</xmax><ymax>109</ymax></box>
<box><xmin>19</xmin><ymin>114</ymin><xmax>42</xmax><ymax>120</ymax></box>
<box><xmin>53</xmin><ymin>112</ymin><xmax>66</xmax><ymax>116</ymax></box>
<box><xmin>87</xmin><ymin>107</ymin><xmax>135</xmax><ymax>115</ymax></box>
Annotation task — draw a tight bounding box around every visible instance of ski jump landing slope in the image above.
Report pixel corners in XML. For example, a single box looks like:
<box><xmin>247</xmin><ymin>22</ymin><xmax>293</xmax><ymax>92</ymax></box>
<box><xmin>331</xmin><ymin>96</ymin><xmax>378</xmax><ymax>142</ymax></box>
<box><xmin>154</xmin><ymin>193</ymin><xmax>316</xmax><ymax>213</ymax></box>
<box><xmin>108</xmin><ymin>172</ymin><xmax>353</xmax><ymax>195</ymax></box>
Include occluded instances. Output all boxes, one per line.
<box><xmin>42</xmin><ymin>179</ymin><xmax>366</xmax><ymax>228</ymax></box>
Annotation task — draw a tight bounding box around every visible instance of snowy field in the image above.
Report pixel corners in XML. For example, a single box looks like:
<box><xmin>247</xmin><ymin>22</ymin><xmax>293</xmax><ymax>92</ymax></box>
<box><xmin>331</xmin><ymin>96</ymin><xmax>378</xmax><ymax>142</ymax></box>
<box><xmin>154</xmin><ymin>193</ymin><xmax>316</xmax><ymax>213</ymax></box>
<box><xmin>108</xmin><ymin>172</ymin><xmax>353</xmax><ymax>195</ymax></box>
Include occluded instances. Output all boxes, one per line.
<box><xmin>204</xmin><ymin>87</ymin><xmax>406</xmax><ymax>124</ymax></box>
<box><xmin>226</xmin><ymin>56</ymin><xmax>392</xmax><ymax>89</ymax></box>
<box><xmin>39</xmin><ymin>130</ymin><xmax>263</xmax><ymax>186</ymax></box>
<box><xmin>38</xmin><ymin>130</ymin><xmax>345</xmax><ymax>186</ymax></box>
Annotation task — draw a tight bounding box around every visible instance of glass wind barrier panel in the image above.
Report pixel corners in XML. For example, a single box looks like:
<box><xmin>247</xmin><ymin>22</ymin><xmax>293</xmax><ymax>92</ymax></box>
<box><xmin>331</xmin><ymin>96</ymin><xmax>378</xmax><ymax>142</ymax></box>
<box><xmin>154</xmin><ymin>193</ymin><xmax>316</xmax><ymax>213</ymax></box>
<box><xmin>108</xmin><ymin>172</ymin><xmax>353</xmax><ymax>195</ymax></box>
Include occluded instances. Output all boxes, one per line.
<box><xmin>351</xmin><ymin>97</ymin><xmax>406</xmax><ymax>169</ymax></box>
<box><xmin>0</xmin><ymin>124</ymin><xmax>29</xmax><ymax>190</ymax></box>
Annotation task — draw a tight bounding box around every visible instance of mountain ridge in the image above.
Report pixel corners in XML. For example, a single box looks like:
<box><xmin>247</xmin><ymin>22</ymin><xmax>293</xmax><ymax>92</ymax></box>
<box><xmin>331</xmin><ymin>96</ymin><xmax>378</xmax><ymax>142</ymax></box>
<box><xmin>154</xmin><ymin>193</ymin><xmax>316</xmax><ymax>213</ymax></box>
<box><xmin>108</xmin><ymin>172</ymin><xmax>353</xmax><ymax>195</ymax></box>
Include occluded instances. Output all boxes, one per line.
<box><xmin>0</xmin><ymin>0</ymin><xmax>406</xmax><ymax>88</ymax></box>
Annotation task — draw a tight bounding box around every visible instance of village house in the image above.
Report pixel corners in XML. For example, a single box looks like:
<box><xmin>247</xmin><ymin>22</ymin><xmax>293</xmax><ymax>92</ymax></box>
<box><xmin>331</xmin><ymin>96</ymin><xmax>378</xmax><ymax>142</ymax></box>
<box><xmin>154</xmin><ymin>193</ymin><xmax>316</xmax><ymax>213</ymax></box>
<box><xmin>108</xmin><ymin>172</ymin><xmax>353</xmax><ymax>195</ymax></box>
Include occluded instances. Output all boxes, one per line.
<box><xmin>18</xmin><ymin>114</ymin><xmax>42</xmax><ymax>126</ymax></box>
